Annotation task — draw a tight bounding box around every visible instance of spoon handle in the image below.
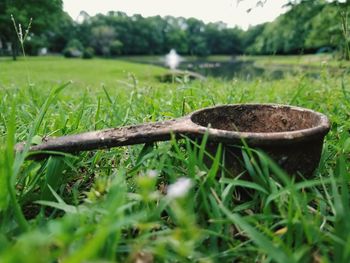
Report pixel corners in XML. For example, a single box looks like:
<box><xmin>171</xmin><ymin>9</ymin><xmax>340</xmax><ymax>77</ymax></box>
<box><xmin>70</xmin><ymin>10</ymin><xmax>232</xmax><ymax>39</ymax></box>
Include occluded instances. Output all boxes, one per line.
<box><xmin>15</xmin><ymin>118</ymin><xmax>195</xmax><ymax>155</ymax></box>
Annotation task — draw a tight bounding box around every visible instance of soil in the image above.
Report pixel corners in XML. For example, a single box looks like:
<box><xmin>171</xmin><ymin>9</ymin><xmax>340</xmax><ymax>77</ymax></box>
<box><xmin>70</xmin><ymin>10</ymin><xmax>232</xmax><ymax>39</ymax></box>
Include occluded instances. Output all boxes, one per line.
<box><xmin>190</xmin><ymin>104</ymin><xmax>320</xmax><ymax>133</ymax></box>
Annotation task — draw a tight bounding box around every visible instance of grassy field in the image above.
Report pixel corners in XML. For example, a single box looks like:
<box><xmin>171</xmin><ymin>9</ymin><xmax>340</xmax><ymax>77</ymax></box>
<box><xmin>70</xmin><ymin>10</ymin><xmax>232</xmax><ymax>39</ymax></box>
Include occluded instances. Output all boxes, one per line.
<box><xmin>239</xmin><ymin>54</ymin><xmax>350</xmax><ymax>68</ymax></box>
<box><xmin>0</xmin><ymin>56</ymin><xmax>167</xmax><ymax>87</ymax></box>
<box><xmin>0</xmin><ymin>56</ymin><xmax>350</xmax><ymax>262</ymax></box>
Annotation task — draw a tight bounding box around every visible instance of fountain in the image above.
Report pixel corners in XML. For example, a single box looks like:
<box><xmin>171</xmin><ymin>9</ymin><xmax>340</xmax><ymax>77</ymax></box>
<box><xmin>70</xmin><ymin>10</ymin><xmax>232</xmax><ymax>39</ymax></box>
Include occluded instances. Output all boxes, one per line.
<box><xmin>159</xmin><ymin>49</ymin><xmax>204</xmax><ymax>82</ymax></box>
<box><xmin>165</xmin><ymin>49</ymin><xmax>182</xmax><ymax>70</ymax></box>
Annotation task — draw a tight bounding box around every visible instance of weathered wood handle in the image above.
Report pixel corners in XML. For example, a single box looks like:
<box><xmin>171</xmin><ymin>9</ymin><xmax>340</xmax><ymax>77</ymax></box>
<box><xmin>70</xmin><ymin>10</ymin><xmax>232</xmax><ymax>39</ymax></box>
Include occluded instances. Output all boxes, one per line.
<box><xmin>15</xmin><ymin>117</ymin><xmax>201</xmax><ymax>155</ymax></box>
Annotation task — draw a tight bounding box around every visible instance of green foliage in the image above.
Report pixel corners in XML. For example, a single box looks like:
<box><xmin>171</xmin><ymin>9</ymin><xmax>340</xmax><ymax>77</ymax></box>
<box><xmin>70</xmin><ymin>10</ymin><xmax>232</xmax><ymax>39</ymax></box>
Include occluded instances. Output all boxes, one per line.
<box><xmin>0</xmin><ymin>0</ymin><xmax>68</xmax><ymax>58</ymax></box>
<box><xmin>63</xmin><ymin>39</ymin><xmax>84</xmax><ymax>58</ymax></box>
<box><xmin>65</xmin><ymin>39</ymin><xmax>84</xmax><ymax>51</ymax></box>
<box><xmin>110</xmin><ymin>40</ymin><xmax>123</xmax><ymax>56</ymax></box>
<box><xmin>82</xmin><ymin>47</ymin><xmax>94</xmax><ymax>59</ymax></box>
<box><xmin>73</xmin><ymin>12</ymin><xmax>244</xmax><ymax>56</ymax></box>
<box><xmin>2</xmin><ymin>1</ymin><xmax>350</xmax><ymax>58</ymax></box>
<box><xmin>246</xmin><ymin>0</ymin><xmax>350</xmax><ymax>58</ymax></box>
<box><xmin>23</xmin><ymin>35</ymin><xmax>48</xmax><ymax>56</ymax></box>
<box><xmin>67</xmin><ymin>1</ymin><xmax>350</xmax><ymax>58</ymax></box>
<box><xmin>48</xmin><ymin>12</ymin><xmax>75</xmax><ymax>53</ymax></box>
<box><xmin>90</xmin><ymin>25</ymin><xmax>116</xmax><ymax>56</ymax></box>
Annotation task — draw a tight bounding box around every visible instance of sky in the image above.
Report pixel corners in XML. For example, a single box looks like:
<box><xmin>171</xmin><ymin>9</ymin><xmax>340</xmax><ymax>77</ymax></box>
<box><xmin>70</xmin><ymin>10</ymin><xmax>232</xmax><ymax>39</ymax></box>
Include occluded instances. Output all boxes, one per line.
<box><xmin>62</xmin><ymin>0</ymin><xmax>290</xmax><ymax>30</ymax></box>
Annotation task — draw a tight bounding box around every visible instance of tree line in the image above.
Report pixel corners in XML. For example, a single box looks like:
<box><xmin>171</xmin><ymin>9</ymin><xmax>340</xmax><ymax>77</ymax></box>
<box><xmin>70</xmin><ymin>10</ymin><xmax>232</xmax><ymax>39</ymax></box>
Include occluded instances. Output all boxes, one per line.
<box><xmin>246</xmin><ymin>0</ymin><xmax>350</xmax><ymax>59</ymax></box>
<box><xmin>0</xmin><ymin>0</ymin><xmax>349</xmax><ymax>59</ymax></box>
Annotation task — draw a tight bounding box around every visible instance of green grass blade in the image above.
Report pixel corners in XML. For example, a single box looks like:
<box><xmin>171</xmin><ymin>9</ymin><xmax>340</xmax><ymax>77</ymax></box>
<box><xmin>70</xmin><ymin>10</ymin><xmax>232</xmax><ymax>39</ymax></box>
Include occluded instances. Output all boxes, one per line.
<box><xmin>219</xmin><ymin>205</ymin><xmax>294</xmax><ymax>263</ymax></box>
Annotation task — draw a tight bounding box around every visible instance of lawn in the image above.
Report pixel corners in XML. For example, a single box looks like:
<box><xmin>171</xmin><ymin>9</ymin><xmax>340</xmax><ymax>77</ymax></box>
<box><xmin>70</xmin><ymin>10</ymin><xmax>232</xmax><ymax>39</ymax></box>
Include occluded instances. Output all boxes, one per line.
<box><xmin>0</xmin><ymin>56</ymin><xmax>350</xmax><ymax>262</ymax></box>
<box><xmin>0</xmin><ymin>56</ymin><xmax>167</xmax><ymax>87</ymax></box>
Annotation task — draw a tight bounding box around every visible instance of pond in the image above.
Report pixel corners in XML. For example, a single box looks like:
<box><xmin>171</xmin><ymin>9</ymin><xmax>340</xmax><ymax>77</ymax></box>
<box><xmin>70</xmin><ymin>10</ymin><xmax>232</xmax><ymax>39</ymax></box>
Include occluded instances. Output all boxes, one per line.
<box><xmin>178</xmin><ymin>59</ymin><xmax>281</xmax><ymax>80</ymax></box>
<box><xmin>122</xmin><ymin>56</ymin><xmax>324</xmax><ymax>80</ymax></box>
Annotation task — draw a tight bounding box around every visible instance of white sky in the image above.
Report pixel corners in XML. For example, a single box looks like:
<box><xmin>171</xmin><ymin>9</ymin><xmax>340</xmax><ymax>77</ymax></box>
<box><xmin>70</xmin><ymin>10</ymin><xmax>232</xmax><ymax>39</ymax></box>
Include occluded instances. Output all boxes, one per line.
<box><xmin>63</xmin><ymin>0</ymin><xmax>290</xmax><ymax>30</ymax></box>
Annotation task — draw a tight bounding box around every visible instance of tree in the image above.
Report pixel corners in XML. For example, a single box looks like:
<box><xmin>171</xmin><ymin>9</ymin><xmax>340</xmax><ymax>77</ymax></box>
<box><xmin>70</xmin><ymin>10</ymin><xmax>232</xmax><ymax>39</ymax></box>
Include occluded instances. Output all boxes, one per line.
<box><xmin>243</xmin><ymin>24</ymin><xmax>266</xmax><ymax>54</ymax></box>
<box><xmin>187</xmin><ymin>18</ymin><xmax>209</xmax><ymax>56</ymax></box>
<box><xmin>0</xmin><ymin>0</ymin><xmax>65</xmax><ymax>59</ymax></box>
<box><xmin>164</xmin><ymin>16</ymin><xmax>188</xmax><ymax>54</ymax></box>
<box><xmin>47</xmin><ymin>12</ymin><xmax>74</xmax><ymax>53</ymax></box>
<box><xmin>110</xmin><ymin>40</ymin><xmax>123</xmax><ymax>56</ymax></box>
<box><xmin>90</xmin><ymin>25</ymin><xmax>116</xmax><ymax>56</ymax></box>
<box><xmin>244</xmin><ymin>0</ymin><xmax>350</xmax><ymax>58</ymax></box>
<box><xmin>204</xmin><ymin>23</ymin><xmax>243</xmax><ymax>54</ymax></box>
<box><xmin>245</xmin><ymin>0</ymin><xmax>328</xmax><ymax>54</ymax></box>
<box><xmin>63</xmin><ymin>39</ymin><xmax>84</xmax><ymax>58</ymax></box>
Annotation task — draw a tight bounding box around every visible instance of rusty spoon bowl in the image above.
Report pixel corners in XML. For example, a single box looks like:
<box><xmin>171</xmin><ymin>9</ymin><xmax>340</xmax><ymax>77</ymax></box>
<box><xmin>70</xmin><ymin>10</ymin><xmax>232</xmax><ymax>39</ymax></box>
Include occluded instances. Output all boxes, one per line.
<box><xmin>16</xmin><ymin>104</ymin><xmax>330</xmax><ymax>176</ymax></box>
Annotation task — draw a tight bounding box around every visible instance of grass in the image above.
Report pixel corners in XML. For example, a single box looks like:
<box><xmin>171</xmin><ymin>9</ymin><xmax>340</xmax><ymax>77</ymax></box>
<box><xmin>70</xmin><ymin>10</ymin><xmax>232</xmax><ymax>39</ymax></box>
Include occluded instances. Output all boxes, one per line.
<box><xmin>0</xmin><ymin>56</ymin><xmax>167</xmax><ymax>87</ymax></box>
<box><xmin>239</xmin><ymin>54</ymin><xmax>350</xmax><ymax>68</ymax></box>
<box><xmin>0</xmin><ymin>55</ymin><xmax>349</xmax><ymax>262</ymax></box>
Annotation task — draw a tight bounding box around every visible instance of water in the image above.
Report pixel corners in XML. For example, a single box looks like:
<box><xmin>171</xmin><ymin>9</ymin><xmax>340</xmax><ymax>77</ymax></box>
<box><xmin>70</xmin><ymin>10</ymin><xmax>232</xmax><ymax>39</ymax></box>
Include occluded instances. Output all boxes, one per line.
<box><xmin>165</xmin><ymin>49</ymin><xmax>182</xmax><ymax>70</ymax></box>
<box><xmin>180</xmin><ymin>59</ymin><xmax>265</xmax><ymax>80</ymax></box>
<box><xmin>124</xmin><ymin>55</ymin><xmax>325</xmax><ymax>80</ymax></box>
<box><xmin>179</xmin><ymin>59</ymin><xmax>305</xmax><ymax>80</ymax></box>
